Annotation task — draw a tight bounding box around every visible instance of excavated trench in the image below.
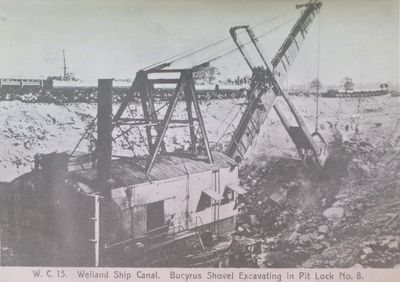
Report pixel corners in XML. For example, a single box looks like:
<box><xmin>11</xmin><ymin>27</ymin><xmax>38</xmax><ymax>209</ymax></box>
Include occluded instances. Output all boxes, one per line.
<box><xmin>236</xmin><ymin>137</ymin><xmax>400</xmax><ymax>268</ymax></box>
<box><xmin>0</xmin><ymin>95</ymin><xmax>398</xmax><ymax>267</ymax></box>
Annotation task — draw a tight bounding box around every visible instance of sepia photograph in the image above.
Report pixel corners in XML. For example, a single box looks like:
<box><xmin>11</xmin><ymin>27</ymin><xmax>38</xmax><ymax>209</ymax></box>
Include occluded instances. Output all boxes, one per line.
<box><xmin>0</xmin><ymin>0</ymin><xmax>399</xmax><ymax>277</ymax></box>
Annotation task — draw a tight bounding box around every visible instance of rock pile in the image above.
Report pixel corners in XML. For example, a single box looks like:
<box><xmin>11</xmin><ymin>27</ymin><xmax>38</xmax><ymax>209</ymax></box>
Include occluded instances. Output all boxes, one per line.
<box><xmin>359</xmin><ymin>236</ymin><xmax>400</xmax><ymax>267</ymax></box>
<box><xmin>235</xmin><ymin>136</ymin><xmax>400</xmax><ymax>268</ymax></box>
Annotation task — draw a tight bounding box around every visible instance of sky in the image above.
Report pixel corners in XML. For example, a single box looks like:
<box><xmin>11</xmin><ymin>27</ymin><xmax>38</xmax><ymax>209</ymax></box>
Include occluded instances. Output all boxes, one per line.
<box><xmin>0</xmin><ymin>0</ymin><xmax>398</xmax><ymax>87</ymax></box>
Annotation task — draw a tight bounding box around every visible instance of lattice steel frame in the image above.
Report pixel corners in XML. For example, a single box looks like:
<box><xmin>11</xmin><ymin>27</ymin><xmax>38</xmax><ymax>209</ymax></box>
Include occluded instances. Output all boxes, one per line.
<box><xmin>112</xmin><ymin>68</ymin><xmax>213</xmax><ymax>174</ymax></box>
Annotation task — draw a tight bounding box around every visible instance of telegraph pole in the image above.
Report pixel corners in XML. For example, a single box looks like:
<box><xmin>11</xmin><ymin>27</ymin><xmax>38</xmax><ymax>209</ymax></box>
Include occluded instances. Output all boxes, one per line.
<box><xmin>62</xmin><ymin>49</ymin><xmax>67</xmax><ymax>79</ymax></box>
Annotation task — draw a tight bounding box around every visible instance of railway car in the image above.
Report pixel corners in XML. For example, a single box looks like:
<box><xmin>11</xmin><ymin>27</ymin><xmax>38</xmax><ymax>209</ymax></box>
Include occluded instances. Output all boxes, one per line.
<box><xmin>0</xmin><ymin>78</ymin><xmax>44</xmax><ymax>88</ymax></box>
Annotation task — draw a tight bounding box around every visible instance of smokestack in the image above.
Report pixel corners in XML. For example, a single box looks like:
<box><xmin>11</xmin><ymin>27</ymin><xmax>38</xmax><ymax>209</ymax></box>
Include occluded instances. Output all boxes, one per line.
<box><xmin>97</xmin><ymin>79</ymin><xmax>113</xmax><ymax>198</ymax></box>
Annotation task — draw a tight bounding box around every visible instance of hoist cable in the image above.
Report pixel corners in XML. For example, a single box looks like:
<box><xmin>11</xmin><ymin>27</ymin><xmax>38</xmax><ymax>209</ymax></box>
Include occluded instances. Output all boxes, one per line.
<box><xmin>144</xmin><ymin>37</ymin><xmax>232</xmax><ymax>71</ymax></box>
<box><xmin>142</xmin><ymin>11</ymin><xmax>297</xmax><ymax>70</ymax></box>
<box><xmin>214</xmin><ymin>103</ymin><xmax>245</xmax><ymax>146</ymax></box>
<box><xmin>314</xmin><ymin>10</ymin><xmax>322</xmax><ymax>132</ymax></box>
<box><xmin>191</xmin><ymin>15</ymin><xmax>297</xmax><ymax>67</ymax></box>
<box><xmin>69</xmin><ymin>114</ymin><xmax>98</xmax><ymax>157</ymax></box>
<box><xmin>215</xmin><ymin>90</ymin><xmax>247</xmax><ymax>134</ymax></box>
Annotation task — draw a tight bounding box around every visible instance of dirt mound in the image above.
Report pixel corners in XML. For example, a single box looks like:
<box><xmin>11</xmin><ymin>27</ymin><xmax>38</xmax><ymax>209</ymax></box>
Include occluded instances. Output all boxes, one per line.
<box><xmin>1</xmin><ymin>95</ymin><xmax>397</xmax><ymax>182</ymax></box>
<box><xmin>236</xmin><ymin>137</ymin><xmax>400</xmax><ymax>268</ymax></box>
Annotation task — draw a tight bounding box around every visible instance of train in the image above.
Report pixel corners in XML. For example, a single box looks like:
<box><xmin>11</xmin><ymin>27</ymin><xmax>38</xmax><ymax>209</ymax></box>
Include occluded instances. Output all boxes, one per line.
<box><xmin>0</xmin><ymin>77</ymin><xmax>245</xmax><ymax>90</ymax></box>
<box><xmin>0</xmin><ymin>77</ymin><xmax>246</xmax><ymax>102</ymax></box>
<box><xmin>322</xmin><ymin>88</ymin><xmax>389</xmax><ymax>98</ymax></box>
<box><xmin>0</xmin><ymin>78</ymin><xmax>46</xmax><ymax>88</ymax></box>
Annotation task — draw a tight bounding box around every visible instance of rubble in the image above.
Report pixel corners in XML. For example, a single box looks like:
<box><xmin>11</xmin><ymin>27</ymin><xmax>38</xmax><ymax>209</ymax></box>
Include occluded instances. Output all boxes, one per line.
<box><xmin>362</xmin><ymin>247</ymin><xmax>373</xmax><ymax>254</ymax></box>
<box><xmin>269</xmin><ymin>188</ymin><xmax>288</xmax><ymax>206</ymax></box>
<box><xmin>236</xmin><ymin>132</ymin><xmax>400</xmax><ymax>268</ymax></box>
<box><xmin>249</xmin><ymin>214</ymin><xmax>261</xmax><ymax>226</ymax></box>
<box><xmin>323</xmin><ymin>207</ymin><xmax>345</xmax><ymax>219</ymax></box>
<box><xmin>318</xmin><ymin>225</ymin><xmax>329</xmax><ymax>234</ymax></box>
<box><xmin>388</xmin><ymin>241</ymin><xmax>399</xmax><ymax>250</ymax></box>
